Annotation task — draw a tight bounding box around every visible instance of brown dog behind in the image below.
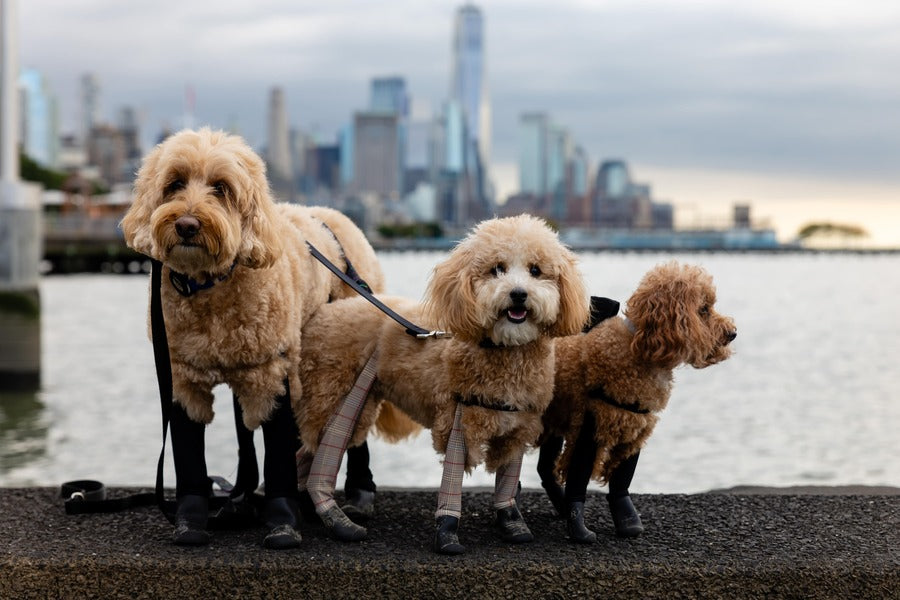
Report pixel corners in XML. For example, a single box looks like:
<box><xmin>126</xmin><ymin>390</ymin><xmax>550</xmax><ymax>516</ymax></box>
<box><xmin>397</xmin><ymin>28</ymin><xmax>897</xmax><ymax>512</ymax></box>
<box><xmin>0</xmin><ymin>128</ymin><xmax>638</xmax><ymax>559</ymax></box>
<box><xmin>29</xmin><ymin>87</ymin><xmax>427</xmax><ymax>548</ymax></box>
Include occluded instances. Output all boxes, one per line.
<box><xmin>539</xmin><ymin>261</ymin><xmax>737</xmax><ymax>542</ymax></box>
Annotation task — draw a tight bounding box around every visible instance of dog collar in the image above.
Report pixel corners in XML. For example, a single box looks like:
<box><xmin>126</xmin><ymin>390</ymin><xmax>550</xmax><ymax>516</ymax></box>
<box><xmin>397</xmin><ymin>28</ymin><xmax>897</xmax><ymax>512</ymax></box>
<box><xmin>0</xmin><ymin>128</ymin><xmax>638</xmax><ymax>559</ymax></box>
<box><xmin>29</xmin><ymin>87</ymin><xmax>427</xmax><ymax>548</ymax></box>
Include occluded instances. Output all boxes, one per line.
<box><xmin>587</xmin><ymin>383</ymin><xmax>650</xmax><ymax>414</ymax></box>
<box><xmin>169</xmin><ymin>261</ymin><xmax>238</xmax><ymax>298</ymax></box>
<box><xmin>479</xmin><ymin>338</ymin><xmax>505</xmax><ymax>349</ymax></box>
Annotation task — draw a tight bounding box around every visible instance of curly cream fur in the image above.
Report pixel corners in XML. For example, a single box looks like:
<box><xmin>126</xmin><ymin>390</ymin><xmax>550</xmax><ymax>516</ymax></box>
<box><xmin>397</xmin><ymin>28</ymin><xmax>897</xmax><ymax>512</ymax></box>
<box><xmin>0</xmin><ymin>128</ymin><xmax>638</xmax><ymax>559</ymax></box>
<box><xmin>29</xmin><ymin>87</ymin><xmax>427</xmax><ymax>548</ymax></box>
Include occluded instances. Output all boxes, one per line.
<box><xmin>120</xmin><ymin>128</ymin><xmax>385</xmax><ymax>430</ymax></box>
<box><xmin>298</xmin><ymin>214</ymin><xmax>590</xmax><ymax>472</ymax></box>
<box><xmin>544</xmin><ymin>261</ymin><xmax>736</xmax><ymax>484</ymax></box>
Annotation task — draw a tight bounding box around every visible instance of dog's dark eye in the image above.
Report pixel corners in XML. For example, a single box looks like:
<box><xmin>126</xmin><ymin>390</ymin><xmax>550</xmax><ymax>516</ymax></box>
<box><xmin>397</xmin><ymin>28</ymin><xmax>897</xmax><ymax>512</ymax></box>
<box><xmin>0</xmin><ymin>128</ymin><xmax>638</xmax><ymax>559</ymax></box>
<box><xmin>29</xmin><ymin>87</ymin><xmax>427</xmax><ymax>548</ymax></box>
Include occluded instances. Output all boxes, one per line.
<box><xmin>699</xmin><ymin>305</ymin><xmax>710</xmax><ymax>317</ymax></box>
<box><xmin>164</xmin><ymin>178</ymin><xmax>185</xmax><ymax>196</ymax></box>
<box><xmin>529</xmin><ymin>264</ymin><xmax>542</xmax><ymax>277</ymax></box>
<box><xmin>212</xmin><ymin>181</ymin><xmax>230</xmax><ymax>198</ymax></box>
<box><xmin>490</xmin><ymin>263</ymin><xmax>507</xmax><ymax>277</ymax></box>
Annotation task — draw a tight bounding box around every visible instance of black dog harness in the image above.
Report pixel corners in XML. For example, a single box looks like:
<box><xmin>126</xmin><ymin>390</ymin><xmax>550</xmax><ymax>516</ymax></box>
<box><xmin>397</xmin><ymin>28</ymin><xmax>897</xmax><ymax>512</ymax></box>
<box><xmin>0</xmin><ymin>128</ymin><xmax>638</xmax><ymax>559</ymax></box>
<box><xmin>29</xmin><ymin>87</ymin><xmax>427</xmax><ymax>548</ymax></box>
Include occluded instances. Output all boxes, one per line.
<box><xmin>587</xmin><ymin>383</ymin><xmax>650</xmax><ymax>415</ymax></box>
<box><xmin>454</xmin><ymin>393</ymin><xmax>520</xmax><ymax>412</ymax></box>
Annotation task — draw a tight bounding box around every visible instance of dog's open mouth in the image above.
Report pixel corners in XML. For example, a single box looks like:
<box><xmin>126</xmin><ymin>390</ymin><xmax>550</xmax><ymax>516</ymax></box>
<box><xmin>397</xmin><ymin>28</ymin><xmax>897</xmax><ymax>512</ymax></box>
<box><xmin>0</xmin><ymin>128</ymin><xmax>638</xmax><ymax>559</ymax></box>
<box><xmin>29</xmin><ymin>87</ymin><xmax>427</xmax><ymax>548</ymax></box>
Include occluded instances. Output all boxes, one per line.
<box><xmin>505</xmin><ymin>307</ymin><xmax>528</xmax><ymax>324</ymax></box>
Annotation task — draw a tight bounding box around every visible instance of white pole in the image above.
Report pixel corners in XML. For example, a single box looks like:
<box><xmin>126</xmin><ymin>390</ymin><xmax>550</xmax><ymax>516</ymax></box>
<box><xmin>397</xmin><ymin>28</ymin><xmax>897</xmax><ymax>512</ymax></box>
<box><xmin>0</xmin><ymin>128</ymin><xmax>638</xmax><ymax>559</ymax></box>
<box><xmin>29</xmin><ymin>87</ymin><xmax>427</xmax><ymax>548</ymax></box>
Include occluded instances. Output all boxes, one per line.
<box><xmin>0</xmin><ymin>0</ymin><xmax>20</xmax><ymax>186</ymax></box>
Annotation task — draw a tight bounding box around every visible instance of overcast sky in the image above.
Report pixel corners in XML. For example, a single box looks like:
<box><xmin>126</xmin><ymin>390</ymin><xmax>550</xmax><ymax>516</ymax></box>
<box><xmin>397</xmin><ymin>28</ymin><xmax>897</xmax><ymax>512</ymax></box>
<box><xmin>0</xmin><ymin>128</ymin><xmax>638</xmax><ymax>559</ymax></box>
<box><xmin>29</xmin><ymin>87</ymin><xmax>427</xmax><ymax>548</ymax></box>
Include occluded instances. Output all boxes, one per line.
<box><xmin>17</xmin><ymin>0</ymin><xmax>900</xmax><ymax>242</ymax></box>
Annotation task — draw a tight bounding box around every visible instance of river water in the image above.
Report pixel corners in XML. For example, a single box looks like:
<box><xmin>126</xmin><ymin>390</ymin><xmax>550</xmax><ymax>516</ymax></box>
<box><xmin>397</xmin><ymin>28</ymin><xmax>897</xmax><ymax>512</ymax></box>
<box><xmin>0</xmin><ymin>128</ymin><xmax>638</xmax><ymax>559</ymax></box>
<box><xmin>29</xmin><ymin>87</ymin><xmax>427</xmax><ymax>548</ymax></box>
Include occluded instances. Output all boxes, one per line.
<box><xmin>1</xmin><ymin>251</ymin><xmax>898</xmax><ymax>493</ymax></box>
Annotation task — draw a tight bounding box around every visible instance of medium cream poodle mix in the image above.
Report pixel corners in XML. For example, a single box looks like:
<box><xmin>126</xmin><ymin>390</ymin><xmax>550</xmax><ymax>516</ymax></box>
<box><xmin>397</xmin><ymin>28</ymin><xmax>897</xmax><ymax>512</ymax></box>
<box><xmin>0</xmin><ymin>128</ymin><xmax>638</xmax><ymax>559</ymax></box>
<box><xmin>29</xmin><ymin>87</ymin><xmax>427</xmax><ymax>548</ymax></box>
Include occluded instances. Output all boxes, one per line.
<box><xmin>120</xmin><ymin>127</ymin><xmax>385</xmax><ymax>549</ymax></box>
<box><xmin>296</xmin><ymin>215</ymin><xmax>590</xmax><ymax>554</ymax></box>
<box><xmin>539</xmin><ymin>261</ymin><xmax>736</xmax><ymax>543</ymax></box>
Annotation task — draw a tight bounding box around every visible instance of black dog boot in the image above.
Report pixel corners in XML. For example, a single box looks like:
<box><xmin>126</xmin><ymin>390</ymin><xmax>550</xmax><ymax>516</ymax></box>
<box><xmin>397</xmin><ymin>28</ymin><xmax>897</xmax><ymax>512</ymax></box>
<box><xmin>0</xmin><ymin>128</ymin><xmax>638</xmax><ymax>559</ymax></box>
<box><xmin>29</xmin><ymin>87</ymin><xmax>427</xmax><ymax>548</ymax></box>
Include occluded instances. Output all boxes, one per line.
<box><xmin>262</xmin><ymin>496</ymin><xmax>303</xmax><ymax>549</ymax></box>
<box><xmin>341</xmin><ymin>487</ymin><xmax>375</xmax><ymax>524</ymax></box>
<box><xmin>494</xmin><ymin>505</ymin><xmax>534</xmax><ymax>544</ymax></box>
<box><xmin>608</xmin><ymin>494</ymin><xmax>644</xmax><ymax>538</ymax></box>
<box><xmin>434</xmin><ymin>515</ymin><xmax>465</xmax><ymax>555</ymax></box>
<box><xmin>542</xmin><ymin>479</ymin><xmax>567</xmax><ymax>518</ymax></box>
<box><xmin>173</xmin><ymin>494</ymin><xmax>211</xmax><ymax>546</ymax></box>
<box><xmin>297</xmin><ymin>489</ymin><xmax>318</xmax><ymax>523</ymax></box>
<box><xmin>566</xmin><ymin>501</ymin><xmax>597</xmax><ymax>544</ymax></box>
<box><xmin>320</xmin><ymin>505</ymin><xmax>368</xmax><ymax>541</ymax></box>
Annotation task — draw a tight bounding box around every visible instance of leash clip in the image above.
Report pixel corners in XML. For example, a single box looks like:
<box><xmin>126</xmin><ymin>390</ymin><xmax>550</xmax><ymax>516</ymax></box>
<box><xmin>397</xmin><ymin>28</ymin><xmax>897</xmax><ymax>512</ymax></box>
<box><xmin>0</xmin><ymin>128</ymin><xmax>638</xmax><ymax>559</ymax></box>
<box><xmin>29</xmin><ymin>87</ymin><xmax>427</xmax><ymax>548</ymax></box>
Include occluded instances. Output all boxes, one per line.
<box><xmin>69</xmin><ymin>491</ymin><xmax>85</xmax><ymax>502</ymax></box>
<box><xmin>416</xmin><ymin>330</ymin><xmax>451</xmax><ymax>339</ymax></box>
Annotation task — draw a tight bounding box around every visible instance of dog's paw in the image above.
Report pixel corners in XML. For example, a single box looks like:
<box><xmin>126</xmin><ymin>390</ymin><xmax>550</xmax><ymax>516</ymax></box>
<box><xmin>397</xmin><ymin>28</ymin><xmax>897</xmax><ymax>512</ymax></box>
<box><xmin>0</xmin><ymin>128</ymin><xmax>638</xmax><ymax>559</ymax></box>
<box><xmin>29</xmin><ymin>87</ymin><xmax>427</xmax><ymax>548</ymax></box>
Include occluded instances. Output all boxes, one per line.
<box><xmin>320</xmin><ymin>505</ymin><xmax>367</xmax><ymax>541</ymax></box>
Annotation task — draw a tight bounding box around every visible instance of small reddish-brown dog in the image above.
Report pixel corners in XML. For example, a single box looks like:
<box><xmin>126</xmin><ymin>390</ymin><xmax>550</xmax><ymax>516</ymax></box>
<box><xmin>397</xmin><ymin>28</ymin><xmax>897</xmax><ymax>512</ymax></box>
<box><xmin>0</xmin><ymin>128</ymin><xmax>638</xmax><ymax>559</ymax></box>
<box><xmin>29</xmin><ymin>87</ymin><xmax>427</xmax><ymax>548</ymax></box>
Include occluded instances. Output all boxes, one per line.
<box><xmin>539</xmin><ymin>261</ymin><xmax>736</xmax><ymax>542</ymax></box>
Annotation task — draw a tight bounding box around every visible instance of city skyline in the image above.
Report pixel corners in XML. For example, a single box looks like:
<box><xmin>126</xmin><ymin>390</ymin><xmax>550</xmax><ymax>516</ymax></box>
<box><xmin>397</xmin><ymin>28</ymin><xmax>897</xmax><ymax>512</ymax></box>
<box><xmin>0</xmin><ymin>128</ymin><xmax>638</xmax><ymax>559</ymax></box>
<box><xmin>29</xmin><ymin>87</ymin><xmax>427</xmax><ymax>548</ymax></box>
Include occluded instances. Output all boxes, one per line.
<box><xmin>15</xmin><ymin>0</ymin><xmax>900</xmax><ymax>245</ymax></box>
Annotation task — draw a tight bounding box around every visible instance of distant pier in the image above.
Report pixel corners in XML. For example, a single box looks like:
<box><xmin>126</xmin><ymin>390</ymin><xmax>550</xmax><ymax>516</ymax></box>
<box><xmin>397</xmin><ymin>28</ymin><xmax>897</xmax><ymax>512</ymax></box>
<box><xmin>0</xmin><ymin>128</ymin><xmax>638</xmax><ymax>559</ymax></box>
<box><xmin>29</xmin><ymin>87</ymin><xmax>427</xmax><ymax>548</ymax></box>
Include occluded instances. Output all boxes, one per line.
<box><xmin>39</xmin><ymin>212</ymin><xmax>899</xmax><ymax>275</ymax></box>
<box><xmin>42</xmin><ymin>212</ymin><xmax>145</xmax><ymax>274</ymax></box>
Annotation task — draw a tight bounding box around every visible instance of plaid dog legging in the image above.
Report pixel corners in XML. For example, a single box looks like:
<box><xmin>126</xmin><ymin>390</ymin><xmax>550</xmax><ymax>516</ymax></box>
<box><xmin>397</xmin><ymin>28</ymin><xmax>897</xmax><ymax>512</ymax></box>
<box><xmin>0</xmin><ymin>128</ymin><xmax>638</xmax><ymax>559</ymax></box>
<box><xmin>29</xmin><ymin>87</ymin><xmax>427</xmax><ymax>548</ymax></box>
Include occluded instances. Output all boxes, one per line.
<box><xmin>302</xmin><ymin>350</ymin><xmax>380</xmax><ymax>515</ymax></box>
<box><xmin>434</xmin><ymin>403</ymin><xmax>524</xmax><ymax>519</ymax></box>
<box><xmin>299</xmin><ymin>351</ymin><xmax>524</xmax><ymax>519</ymax></box>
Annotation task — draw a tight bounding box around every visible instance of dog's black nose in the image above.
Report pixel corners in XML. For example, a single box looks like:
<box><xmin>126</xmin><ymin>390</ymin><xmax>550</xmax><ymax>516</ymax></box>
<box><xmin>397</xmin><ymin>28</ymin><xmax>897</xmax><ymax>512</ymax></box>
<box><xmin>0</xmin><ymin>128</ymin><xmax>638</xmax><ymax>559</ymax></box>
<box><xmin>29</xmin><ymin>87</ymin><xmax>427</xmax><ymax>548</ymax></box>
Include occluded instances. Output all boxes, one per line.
<box><xmin>175</xmin><ymin>215</ymin><xmax>201</xmax><ymax>239</ymax></box>
<box><xmin>726</xmin><ymin>330</ymin><xmax>737</xmax><ymax>343</ymax></box>
<box><xmin>509</xmin><ymin>288</ymin><xmax>527</xmax><ymax>305</ymax></box>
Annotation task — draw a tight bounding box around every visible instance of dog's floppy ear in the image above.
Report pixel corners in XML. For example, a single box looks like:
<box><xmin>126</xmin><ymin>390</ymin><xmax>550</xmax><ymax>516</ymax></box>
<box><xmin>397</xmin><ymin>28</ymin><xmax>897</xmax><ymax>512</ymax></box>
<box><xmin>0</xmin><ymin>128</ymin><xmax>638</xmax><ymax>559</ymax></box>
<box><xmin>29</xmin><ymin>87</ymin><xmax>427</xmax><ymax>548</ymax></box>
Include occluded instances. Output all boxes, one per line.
<box><xmin>120</xmin><ymin>145</ymin><xmax>164</xmax><ymax>258</ymax></box>
<box><xmin>546</xmin><ymin>248</ymin><xmax>590</xmax><ymax>338</ymax></box>
<box><xmin>627</xmin><ymin>263</ymin><xmax>699</xmax><ymax>368</ymax></box>
<box><xmin>234</xmin><ymin>143</ymin><xmax>283</xmax><ymax>269</ymax></box>
<box><xmin>423</xmin><ymin>241</ymin><xmax>481</xmax><ymax>341</ymax></box>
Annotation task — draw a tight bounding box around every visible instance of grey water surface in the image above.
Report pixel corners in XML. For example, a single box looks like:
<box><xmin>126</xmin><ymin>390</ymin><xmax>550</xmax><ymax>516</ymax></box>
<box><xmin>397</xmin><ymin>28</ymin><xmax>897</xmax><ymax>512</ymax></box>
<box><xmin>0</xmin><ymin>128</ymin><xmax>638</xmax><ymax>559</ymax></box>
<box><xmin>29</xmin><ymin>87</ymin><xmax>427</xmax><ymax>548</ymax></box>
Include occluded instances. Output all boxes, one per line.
<box><xmin>1</xmin><ymin>251</ymin><xmax>897</xmax><ymax>493</ymax></box>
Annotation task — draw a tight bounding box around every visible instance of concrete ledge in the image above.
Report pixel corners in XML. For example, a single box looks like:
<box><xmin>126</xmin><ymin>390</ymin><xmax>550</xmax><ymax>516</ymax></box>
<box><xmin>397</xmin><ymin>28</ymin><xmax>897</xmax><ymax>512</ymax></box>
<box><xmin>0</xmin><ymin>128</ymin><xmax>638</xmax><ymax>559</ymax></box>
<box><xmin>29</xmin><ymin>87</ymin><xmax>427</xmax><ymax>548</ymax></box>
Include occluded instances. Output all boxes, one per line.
<box><xmin>1</xmin><ymin>487</ymin><xmax>897</xmax><ymax>599</ymax></box>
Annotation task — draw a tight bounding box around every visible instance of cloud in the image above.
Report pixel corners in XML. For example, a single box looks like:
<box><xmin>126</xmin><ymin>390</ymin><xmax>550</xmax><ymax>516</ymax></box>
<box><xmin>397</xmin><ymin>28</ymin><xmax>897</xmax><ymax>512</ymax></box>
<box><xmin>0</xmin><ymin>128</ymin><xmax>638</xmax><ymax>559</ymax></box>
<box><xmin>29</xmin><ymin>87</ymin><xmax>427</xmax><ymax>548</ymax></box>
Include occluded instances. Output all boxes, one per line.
<box><xmin>17</xmin><ymin>0</ymin><xmax>900</xmax><ymax>186</ymax></box>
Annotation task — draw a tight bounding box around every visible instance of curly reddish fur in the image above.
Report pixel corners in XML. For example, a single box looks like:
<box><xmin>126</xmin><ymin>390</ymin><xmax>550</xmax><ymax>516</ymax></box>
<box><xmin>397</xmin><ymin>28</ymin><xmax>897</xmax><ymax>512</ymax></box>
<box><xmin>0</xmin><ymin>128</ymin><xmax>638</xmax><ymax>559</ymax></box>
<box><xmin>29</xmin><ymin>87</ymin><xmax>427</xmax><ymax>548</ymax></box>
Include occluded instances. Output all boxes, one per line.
<box><xmin>545</xmin><ymin>261</ymin><xmax>736</xmax><ymax>485</ymax></box>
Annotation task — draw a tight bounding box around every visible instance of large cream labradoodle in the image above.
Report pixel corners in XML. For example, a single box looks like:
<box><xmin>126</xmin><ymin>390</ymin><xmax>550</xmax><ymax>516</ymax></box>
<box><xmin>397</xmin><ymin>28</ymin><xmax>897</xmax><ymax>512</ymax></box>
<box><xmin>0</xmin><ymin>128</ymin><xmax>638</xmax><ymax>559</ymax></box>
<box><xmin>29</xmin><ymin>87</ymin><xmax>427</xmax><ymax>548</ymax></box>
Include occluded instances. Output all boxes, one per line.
<box><xmin>120</xmin><ymin>127</ymin><xmax>388</xmax><ymax>548</ymax></box>
<box><xmin>121</xmin><ymin>128</ymin><xmax>384</xmax><ymax>430</ymax></box>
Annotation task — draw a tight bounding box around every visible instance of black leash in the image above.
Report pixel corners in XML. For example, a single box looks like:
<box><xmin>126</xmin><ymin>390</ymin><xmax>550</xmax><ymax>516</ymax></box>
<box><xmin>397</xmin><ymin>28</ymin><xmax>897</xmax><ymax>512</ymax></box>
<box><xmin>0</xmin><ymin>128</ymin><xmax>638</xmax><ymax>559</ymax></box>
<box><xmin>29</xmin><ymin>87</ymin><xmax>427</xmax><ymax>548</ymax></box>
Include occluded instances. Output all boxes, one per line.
<box><xmin>148</xmin><ymin>259</ymin><xmax>262</xmax><ymax>526</ymax></box>
<box><xmin>63</xmin><ymin>234</ymin><xmax>445</xmax><ymax>521</ymax></box>
<box><xmin>61</xmin><ymin>260</ymin><xmax>177</xmax><ymax>518</ymax></box>
<box><xmin>63</xmin><ymin>260</ymin><xmax>260</xmax><ymax>526</ymax></box>
<box><xmin>306</xmin><ymin>241</ymin><xmax>448</xmax><ymax>339</ymax></box>
<box><xmin>149</xmin><ymin>257</ymin><xmax>176</xmax><ymax>519</ymax></box>
<box><xmin>62</xmin><ymin>480</ymin><xmax>154</xmax><ymax>515</ymax></box>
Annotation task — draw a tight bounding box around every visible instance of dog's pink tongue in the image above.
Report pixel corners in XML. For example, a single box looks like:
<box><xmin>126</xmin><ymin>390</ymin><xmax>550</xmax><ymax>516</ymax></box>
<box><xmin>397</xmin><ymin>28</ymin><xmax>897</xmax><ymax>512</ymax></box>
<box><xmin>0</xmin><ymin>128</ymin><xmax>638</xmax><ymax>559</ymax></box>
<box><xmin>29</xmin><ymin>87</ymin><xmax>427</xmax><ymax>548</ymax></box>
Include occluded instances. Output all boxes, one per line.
<box><xmin>508</xmin><ymin>308</ymin><xmax>527</xmax><ymax>320</ymax></box>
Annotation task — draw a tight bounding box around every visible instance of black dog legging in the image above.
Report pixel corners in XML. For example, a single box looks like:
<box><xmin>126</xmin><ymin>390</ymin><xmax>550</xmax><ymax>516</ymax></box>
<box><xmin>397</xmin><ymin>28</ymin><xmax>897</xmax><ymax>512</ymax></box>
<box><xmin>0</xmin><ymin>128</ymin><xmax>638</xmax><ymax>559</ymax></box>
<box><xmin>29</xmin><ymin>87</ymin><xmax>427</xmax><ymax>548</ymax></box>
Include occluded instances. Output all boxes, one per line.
<box><xmin>537</xmin><ymin>410</ymin><xmax>641</xmax><ymax>503</ymax></box>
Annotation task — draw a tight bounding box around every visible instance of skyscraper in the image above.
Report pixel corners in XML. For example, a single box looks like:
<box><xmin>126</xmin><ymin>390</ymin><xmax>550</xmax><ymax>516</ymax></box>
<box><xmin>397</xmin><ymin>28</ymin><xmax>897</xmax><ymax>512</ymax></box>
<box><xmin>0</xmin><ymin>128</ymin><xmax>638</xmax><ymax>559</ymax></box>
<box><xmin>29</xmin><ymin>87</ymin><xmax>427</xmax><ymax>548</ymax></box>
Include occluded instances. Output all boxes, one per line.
<box><xmin>352</xmin><ymin>112</ymin><xmax>400</xmax><ymax>198</ymax></box>
<box><xmin>80</xmin><ymin>73</ymin><xmax>100</xmax><ymax>144</ymax></box>
<box><xmin>569</xmin><ymin>146</ymin><xmax>589</xmax><ymax>197</ymax></box>
<box><xmin>595</xmin><ymin>160</ymin><xmax>631</xmax><ymax>199</ymax></box>
<box><xmin>450</xmin><ymin>4</ymin><xmax>491</xmax><ymax>221</ymax></box>
<box><xmin>404</xmin><ymin>99</ymin><xmax>436</xmax><ymax>195</ymax></box>
<box><xmin>369</xmin><ymin>76</ymin><xmax>407</xmax><ymax>193</ymax></box>
<box><xmin>117</xmin><ymin>106</ymin><xmax>141</xmax><ymax>182</ymax></box>
<box><xmin>593</xmin><ymin>160</ymin><xmax>653</xmax><ymax>228</ymax></box>
<box><xmin>443</xmin><ymin>100</ymin><xmax>465</xmax><ymax>175</ymax></box>
<box><xmin>19</xmin><ymin>68</ymin><xmax>58</xmax><ymax>167</ymax></box>
<box><xmin>518</xmin><ymin>112</ymin><xmax>548</xmax><ymax>196</ymax></box>
<box><xmin>451</xmin><ymin>4</ymin><xmax>490</xmax><ymax>170</ymax></box>
<box><xmin>339</xmin><ymin>122</ymin><xmax>354</xmax><ymax>189</ymax></box>
<box><xmin>266</xmin><ymin>87</ymin><xmax>292</xmax><ymax>187</ymax></box>
<box><xmin>370</xmin><ymin>76</ymin><xmax>408</xmax><ymax>116</ymax></box>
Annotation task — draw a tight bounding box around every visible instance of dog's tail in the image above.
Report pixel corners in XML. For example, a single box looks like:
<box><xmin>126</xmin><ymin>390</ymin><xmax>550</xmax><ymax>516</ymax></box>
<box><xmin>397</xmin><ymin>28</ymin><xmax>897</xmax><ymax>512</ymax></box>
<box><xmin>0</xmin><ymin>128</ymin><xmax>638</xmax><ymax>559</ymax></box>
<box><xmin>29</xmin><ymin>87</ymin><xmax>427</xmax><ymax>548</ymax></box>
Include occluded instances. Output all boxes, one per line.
<box><xmin>373</xmin><ymin>401</ymin><xmax>422</xmax><ymax>443</ymax></box>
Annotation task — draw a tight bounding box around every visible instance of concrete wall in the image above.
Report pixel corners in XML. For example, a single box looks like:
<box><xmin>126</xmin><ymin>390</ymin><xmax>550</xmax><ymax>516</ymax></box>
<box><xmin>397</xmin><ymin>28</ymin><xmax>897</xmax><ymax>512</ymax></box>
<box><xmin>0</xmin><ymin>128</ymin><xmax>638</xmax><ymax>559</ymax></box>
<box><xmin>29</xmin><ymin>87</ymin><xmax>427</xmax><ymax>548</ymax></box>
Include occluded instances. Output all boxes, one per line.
<box><xmin>0</xmin><ymin>181</ymin><xmax>42</xmax><ymax>389</ymax></box>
